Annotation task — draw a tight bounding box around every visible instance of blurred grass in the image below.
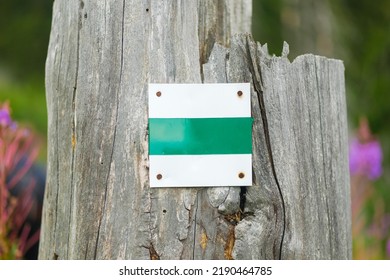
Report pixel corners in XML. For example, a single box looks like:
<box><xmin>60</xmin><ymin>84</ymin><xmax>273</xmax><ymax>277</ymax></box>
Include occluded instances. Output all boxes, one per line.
<box><xmin>354</xmin><ymin>176</ymin><xmax>390</xmax><ymax>259</ymax></box>
<box><xmin>0</xmin><ymin>80</ymin><xmax>47</xmax><ymax>163</ymax></box>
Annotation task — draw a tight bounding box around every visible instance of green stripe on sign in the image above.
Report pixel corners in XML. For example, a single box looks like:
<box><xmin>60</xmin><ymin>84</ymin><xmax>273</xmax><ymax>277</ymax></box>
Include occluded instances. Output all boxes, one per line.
<box><xmin>149</xmin><ymin>118</ymin><xmax>252</xmax><ymax>155</ymax></box>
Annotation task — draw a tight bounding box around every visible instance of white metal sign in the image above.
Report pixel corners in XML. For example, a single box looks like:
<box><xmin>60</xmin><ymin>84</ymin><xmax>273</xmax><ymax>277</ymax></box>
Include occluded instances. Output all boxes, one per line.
<box><xmin>148</xmin><ymin>83</ymin><xmax>252</xmax><ymax>187</ymax></box>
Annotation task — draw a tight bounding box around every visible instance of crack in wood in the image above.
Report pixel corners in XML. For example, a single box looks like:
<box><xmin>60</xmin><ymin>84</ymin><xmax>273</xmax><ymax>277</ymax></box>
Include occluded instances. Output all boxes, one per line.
<box><xmin>224</xmin><ymin>225</ymin><xmax>235</xmax><ymax>260</ymax></box>
<box><xmin>52</xmin><ymin>41</ymin><xmax>63</xmax><ymax>259</ymax></box>
<box><xmin>94</xmin><ymin>0</ymin><xmax>126</xmax><ymax>259</ymax></box>
<box><xmin>67</xmin><ymin>0</ymin><xmax>83</xmax><ymax>259</ymax></box>
<box><xmin>149</xmin><ymin>244</ymin><xmax>160</xmax><ymax>260</ymax></box>
<box><xmin>192</xmin><ymin>191</ymin><xmax>200</xmax><ymax>260</ymax></box>
<box><xmin>239</xmin><ymin>187</ymin><xmax>247</xmax><ymax>218</ymax></box>
<box><xmin>223</xmin><ymin>212</ymin><xmax>241</xmax><ymax>226</ymax></box>
<box><xmin>245</xmin><ymin>35</ymin><xmax>286</xmax><ymax>260</ymax></box>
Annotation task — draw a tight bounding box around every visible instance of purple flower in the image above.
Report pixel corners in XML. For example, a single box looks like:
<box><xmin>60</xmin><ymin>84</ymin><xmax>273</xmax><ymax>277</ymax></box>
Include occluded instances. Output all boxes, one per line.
<box><xmin>349</xmin><ymin>138</ymin><xmax>382</xmax><ymax>180</ymax></box>
<box><xmin>0</xmin><ymin>107</ymin><xmax>17</xmax><ymax>129</ymax></box>
<box><xmin>0</xmin><ymin>109</ymin><xmax>12</xmax><ymax>125</ymax></box>
<box><xmin>387</xmin><ymin>238</ymin><xmax>390</xmax><ymax>258</ymax></box>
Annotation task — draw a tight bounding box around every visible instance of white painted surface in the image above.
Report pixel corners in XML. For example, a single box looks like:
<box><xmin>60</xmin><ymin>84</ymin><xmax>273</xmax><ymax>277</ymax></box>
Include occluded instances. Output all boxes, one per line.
<box><xmin>149</xmin><ymin>154</ymin><xmax>252</xmax><ymax>187</ymax></box>
<box><xmin>148</xmin><ymin>83</ymin><xmax>251</xmax><ymax>118</ymax></box>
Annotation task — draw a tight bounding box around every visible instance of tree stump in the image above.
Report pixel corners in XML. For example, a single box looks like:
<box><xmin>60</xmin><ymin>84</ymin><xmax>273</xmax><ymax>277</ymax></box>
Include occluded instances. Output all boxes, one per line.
<box><xmin>39</xmin><ymin>0</ymin><xmax>351</xmax><ymax>260</ymax></box>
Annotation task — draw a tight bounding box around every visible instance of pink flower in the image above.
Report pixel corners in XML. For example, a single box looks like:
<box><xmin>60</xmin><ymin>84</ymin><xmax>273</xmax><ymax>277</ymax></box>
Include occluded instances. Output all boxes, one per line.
<box><xmin>0</xmin><ymin>102</ymin><xmax>41</xmax><ymax>259</ymax></box>
<box><xmin>349</xmin><ymin>117</ymin><xmax>383</xmax><ymax>180</ymax></box>
<box><xmin>0</xmin><ymin>104</ymin><xmax>16</xmax><ymax>129</ymax></box>
<box><xmin>387</xmin><ymin>238</ymin><xmax>390</xmax><ymax>258</ymax></box>
<box><xmin>349</xmin><ymin>138</ymin><xmax>382</xmax><ymax>180</ymax></box>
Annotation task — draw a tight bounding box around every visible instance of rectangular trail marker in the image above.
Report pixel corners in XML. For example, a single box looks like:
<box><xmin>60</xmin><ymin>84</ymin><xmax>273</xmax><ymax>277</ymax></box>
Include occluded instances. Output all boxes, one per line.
<box><xmin>148</xmin><ymin>83</ymin><xmax>252</xmax><ymax>187</ymax></box>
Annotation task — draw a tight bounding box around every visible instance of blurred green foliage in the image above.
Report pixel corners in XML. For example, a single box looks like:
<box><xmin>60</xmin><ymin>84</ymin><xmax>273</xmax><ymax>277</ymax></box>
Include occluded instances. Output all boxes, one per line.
<box><xmin>0</xmin><ymin>80</ymin><xmax>47</xmax><ymax>163</ymax></box>
<box><xmin>331</xmin><ymin>1</ymin><xmax>390</xmax><ymax>189</ymax></box>
<box><xmin>0</xmin><ymin>0</ymin><xmax>52</xmax><ymax>80</ymax></box>
<box><xmin>252</xmin><ymin>0</ymin><xmax>284</xmax><ymax>56</ymax></box>
<box><xmin>0</xmin><ymin>82</ymin><xmax>47</xmax><ymax>135</ymax></box>
<box><xmin>331</xmin><ymin>0</ymin><xmax>390</xmax><ymax>134</ymax></box>
<box><xmin>0</xmin><ymin>0</ymin><xmax>51</xmax><ymax>157</ymax></box>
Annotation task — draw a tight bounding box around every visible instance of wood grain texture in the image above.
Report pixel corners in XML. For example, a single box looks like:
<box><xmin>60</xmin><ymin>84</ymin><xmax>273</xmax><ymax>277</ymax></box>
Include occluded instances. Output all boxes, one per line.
<box><xmin>238</xmin><ymin>35</ymin><xmax>352</xmax><ymax>259</ymax></box>
<box><xmin>198</xmin><ymin>0</ymin><xmax>252</xmax><ymax>65</ymax></box>
<box><xmin>40</xmin><ymin>0</ymin><xmax>351</xmax><ymax>260</ymax></box>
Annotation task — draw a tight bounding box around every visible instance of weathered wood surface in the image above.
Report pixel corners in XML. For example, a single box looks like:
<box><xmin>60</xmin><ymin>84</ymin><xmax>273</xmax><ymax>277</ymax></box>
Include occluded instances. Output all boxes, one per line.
<box><xmin>198</xmin><ymin>0</ymin><xmax>252</xmax><ymax>65</ymax></box>
<box><xmin>40</xmin><ymin>0</ymin><xmax>351</xmax><ymax>260</ymax></box>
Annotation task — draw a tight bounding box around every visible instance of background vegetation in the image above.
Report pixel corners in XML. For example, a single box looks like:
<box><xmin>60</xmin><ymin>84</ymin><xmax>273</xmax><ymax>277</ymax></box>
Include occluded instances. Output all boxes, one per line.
<box><xmin>1</xmin><ymin>0</ymin><xmax>389</xmax><ymax>259</ymax></box>
<box><xmin>0</xmin><ymin>1</ymin><xmax>51</xmax><ymax>161</ymax></box>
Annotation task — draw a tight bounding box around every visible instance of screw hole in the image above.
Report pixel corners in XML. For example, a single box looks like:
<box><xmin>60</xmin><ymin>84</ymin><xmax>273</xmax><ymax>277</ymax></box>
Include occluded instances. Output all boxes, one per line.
<box><xmin>156</xmin><ymin>91</ymin><xmax>162</xmax><ymax>97</ymax></box>
<box><xmin>157</xmin><ymin>174</ymin><xmax>162</xmax><ymax>180</ymax></box>
<box><xmin>238</xmin><ymin>172</ymin><xmax>245</xmax><ymax>179</ymax></box>
<box><xmin>146</xmin><ymin>8</ymin><xmax>149</xmax><ymax>12</ymax></box>
<box><xmin>162</xmin><ymin>209</ymin><xmax>167</xmax><ymax>213</ymax></box>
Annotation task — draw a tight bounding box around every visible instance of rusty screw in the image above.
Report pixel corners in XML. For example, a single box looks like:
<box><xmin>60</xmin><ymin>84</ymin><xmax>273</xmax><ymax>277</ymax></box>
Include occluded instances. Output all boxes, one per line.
<box><xmin>156</xmin><ymin>91</ymin><xmax>162</xmax><ymax>97</ymax></box>
<box><xmin>237</xmin><ymin>90</ymin><xmax>243</xmax><ymax>97</ymax></box>
<box><xmin>238</xmin><ymin>172</ymin><xmax>245</xmax><ymax>179</ymax></box>
<box><xmin>156</xmin><ymin>174</ymin><xmax>162</xmax><ymax>180</ymax></box>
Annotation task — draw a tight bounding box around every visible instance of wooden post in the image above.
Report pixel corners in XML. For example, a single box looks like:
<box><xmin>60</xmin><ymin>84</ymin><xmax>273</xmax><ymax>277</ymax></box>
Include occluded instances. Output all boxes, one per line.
<box><xmin>39</xmin><ymin>0</ymin><xmax>351</xmax><ymax>260</ymax></box>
